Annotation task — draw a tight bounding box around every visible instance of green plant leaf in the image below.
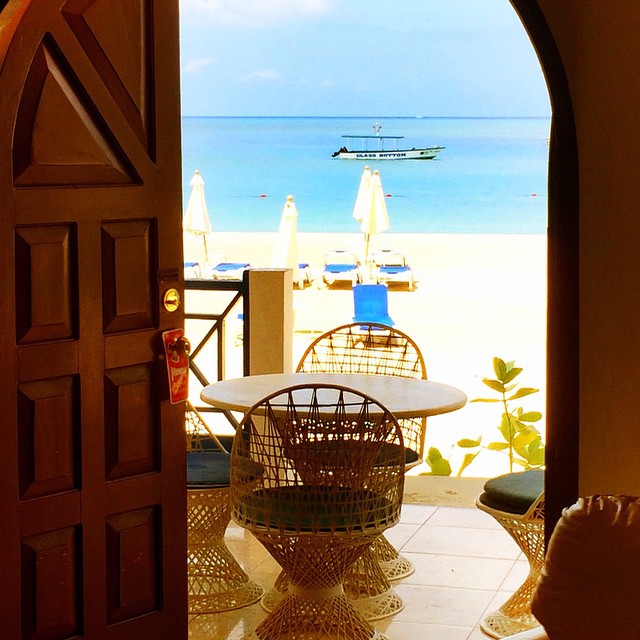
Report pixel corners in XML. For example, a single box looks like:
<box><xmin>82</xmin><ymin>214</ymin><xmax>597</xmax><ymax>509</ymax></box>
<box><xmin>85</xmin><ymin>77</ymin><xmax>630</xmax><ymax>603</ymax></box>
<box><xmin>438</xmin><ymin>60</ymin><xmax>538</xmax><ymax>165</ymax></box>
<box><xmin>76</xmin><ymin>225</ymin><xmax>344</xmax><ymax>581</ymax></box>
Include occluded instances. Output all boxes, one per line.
<box><xmin>426</xmin><ymin>447</ymin><xmax>445</xmax><ymax>464</ymax></box>
<box><xmin>457</xmin><ymin>437</ymin><xmax>482</xmax><ymax>448</ymax></box>
<box><xmin>482</xmin><ymin>379</ymin><xmax>506</xmax><ymax>393</ymax></box>
<box><xmin>424</xmin><ymin>448</ymin><xmax>452</xmax><ymax>475</ymax></box>
<box><xmin>507</xmin><ymin>387</ymin><xmax>539</xmax><ymax>401</ymax></box>
<box><xmin>514</xmin><ymin>430</ymin><xmax>539</xmax><ymax>450</ymax></box>
<box><xmin>470</xmin><ymin>398</ymin><xmax>500</xmax><ymax>403</ymax></box>
<box><xmin>512</xmin><ymin>419</ymin><xmax>534</xmax><ymax>432</ymax></box>
<box><xmin>457</xmin><ymin>452</ymin><xmax>479</xmax><ymax>476</ymax></box>
<box><xmin>487</xmin><ymin>442</ymin><xmax>509</xmax><ymax>451</ymax></box>
<box><xmin>519</xmin><ymin>411</ymin><xmax>542</xmax><ymax>423</ymax></box>
<box><xmin>502</xmin><ymin>367</ymin><xmax>523</xmax><ymax>383</ymax></box>
<box><xmin>526</xmin><ymin>439</ymin><xmax>546</xmax><ymax>466</ymax></box>
<box><xmin>428</xmin><ymin>458</ymin><xmax>452</xmax><ymax>476</ymax></box>
<box><xmin>499</xmin><ymin>415</ymin><xmax>516</xmax><ymax>440</ymax></box>
<box><xmin>493</xmin><ymin>357</ymin><xmax>507</xmax><ymax>379</ymax></box>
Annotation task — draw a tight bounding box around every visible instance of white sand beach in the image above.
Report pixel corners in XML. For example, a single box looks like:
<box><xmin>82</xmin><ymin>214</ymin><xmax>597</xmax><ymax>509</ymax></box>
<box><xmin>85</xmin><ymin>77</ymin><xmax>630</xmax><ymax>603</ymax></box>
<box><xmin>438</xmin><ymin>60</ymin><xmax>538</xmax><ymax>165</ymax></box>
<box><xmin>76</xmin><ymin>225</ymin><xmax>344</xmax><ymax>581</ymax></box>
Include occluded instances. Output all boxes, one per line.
<box><xmin>184</xmin><ymin>231</ymin><xmax>547</xmax><ymax>479</ymax></box>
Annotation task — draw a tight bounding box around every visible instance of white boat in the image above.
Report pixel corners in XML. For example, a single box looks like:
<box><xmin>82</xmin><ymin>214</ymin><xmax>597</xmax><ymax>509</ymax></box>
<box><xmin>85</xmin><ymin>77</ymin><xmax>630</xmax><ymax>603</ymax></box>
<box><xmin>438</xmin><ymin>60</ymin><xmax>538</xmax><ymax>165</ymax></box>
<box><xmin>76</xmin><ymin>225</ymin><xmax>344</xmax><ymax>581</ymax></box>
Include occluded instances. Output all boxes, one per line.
<box><xmin>332</xmin><ymin>124</ymin><xmax>444</xmax><ymax>160</ymax></box>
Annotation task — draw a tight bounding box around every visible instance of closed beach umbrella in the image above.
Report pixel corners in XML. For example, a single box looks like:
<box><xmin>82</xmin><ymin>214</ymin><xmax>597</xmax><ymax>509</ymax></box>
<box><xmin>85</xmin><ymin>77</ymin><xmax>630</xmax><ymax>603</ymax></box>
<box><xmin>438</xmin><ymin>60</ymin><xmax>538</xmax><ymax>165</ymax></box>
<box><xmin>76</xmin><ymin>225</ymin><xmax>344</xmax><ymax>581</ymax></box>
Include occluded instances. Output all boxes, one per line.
<box><xmin>183</xmin><ymin>169</ymin><xmax>212</xmax><ymax>268</ymax></box>
<box><xmin>272</xmin><ymin>195</ymin><xmax>302</xmax><ymax>287</ymax></box>
<box><xmin>352</xmin><ymin>165</ymin><xmax>372</xmax><ymax>223</ymax></box>
<box><xmin>360</xmin><ymin>169</ymin><xmax>390</xmax><ymax>278</ymax></box>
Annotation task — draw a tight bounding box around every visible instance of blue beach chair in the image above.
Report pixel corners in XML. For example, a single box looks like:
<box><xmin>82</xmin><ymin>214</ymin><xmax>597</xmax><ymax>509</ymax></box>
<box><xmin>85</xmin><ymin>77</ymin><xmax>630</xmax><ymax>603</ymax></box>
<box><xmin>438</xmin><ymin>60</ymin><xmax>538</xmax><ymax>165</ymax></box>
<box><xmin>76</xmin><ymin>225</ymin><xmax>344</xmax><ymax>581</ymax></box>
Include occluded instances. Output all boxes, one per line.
<box><xmin>321</xmin><ymin>250</ymin><xmax>361</xmax><ymax>287</ymax></box>
<box><xmin>352</xmin><ymin>283</ymin><xmax>394</xmax><ymax>326</ymax></box>
<box><xmin>373</xmin><ymin>250</ymin><xmax>414</xmax><ymax>291</ymax></box>
<box><xmin>184</xmin><ymin>261</ymin><xmax>201</xmax><ymax>280</ymax></box>
<box><xmin>210</xmin><ymin>262</ymin><xmax>250</xmax><ymax>280</ymax></box>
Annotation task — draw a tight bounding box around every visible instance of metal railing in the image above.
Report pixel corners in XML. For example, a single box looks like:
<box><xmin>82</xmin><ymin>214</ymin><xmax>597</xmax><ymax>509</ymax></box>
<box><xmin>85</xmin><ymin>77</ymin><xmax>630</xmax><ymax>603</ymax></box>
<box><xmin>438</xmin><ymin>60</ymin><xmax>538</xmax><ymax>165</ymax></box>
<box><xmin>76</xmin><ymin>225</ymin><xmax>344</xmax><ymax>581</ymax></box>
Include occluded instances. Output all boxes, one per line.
<box><xmin>184</xmin><ymin>272</ymin><xmax>249</xmax><ymax>427</ymax></box>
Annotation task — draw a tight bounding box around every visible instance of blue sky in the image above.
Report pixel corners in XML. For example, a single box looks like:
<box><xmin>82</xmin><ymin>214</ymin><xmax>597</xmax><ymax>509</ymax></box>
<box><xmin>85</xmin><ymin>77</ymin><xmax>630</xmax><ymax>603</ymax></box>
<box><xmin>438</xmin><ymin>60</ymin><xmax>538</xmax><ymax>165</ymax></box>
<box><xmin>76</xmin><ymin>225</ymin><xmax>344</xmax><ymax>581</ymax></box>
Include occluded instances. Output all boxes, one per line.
<box><xmin>178</xmin><ymin>0</ymin><xmax>551</xmax><ymax>117</ymax></box>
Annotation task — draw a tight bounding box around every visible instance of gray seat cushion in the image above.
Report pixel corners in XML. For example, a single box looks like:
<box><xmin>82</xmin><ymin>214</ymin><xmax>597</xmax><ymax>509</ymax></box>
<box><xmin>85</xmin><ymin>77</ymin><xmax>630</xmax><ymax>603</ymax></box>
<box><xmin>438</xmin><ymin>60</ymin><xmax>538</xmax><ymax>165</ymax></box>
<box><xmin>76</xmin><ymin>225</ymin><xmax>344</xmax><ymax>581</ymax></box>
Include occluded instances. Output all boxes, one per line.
<box><xmin>479</xmin><ymin>469</ymin><xmax>544</xmax><ymax>514</ymax></box>
<box><xmin>187</xmin><ymin>451</ymin><xmax>231</xmax><ymax>488</ymax></box>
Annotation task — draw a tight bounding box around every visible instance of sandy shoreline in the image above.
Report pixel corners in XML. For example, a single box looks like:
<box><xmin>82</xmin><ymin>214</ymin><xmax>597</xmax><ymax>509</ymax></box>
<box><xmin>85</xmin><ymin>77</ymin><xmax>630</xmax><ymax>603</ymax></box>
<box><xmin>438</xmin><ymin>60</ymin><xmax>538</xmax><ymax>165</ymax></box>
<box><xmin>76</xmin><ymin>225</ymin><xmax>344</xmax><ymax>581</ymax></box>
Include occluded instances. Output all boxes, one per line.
<box><xmin>184</xmin><ymin>231</ymin><xmax>547</xmax><ymax>478</ymax></box>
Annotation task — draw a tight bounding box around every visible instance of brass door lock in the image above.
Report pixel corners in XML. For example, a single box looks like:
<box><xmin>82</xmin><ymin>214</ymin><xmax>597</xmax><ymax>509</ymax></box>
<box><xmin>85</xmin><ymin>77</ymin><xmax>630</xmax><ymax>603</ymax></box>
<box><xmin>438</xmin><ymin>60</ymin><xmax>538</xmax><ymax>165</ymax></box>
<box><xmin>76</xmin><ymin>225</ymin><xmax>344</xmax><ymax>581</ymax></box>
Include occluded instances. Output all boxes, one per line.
<box><xmin>163</xmin><ymin>288</ymin><xmax>181</xmax><ymax>312</ymax></box>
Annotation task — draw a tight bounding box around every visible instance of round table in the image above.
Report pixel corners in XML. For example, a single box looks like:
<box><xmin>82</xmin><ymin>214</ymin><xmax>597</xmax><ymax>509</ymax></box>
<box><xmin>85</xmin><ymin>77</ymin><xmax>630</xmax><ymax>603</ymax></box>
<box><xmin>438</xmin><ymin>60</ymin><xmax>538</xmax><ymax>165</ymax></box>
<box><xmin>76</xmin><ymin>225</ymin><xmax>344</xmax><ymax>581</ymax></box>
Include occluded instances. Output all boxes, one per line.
<box><xmin>200</xmin><ymin>372</ymin><xmax>467</xmax><ymax>419</ymax></box>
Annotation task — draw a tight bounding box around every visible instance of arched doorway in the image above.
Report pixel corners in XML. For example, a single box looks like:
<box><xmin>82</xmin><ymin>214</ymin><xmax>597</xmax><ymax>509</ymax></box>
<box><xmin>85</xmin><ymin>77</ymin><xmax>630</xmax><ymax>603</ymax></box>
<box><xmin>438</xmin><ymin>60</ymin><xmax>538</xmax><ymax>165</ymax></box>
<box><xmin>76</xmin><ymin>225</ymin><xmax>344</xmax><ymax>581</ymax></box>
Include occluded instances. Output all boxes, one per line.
<box><xmin>178</xmin><ymin>1</ymin><xmax>579</xmax><ymax>534</ymax></box>
<box><xmin>509</xmin><ymin>0</ymin><xmax>579</xmax><ymax>537</ymax></box>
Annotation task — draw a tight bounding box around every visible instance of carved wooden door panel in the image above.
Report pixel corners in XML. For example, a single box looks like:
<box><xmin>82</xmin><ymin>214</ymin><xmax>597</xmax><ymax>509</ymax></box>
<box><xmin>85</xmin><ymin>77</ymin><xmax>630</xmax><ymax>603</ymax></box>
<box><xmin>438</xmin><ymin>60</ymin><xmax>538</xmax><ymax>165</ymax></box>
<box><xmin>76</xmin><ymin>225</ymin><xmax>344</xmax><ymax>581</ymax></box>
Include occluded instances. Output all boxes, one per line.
<box><xmin>0</xmin><ymin>2</ymin><xmax>186</xmax><ymax>639</ymax></box>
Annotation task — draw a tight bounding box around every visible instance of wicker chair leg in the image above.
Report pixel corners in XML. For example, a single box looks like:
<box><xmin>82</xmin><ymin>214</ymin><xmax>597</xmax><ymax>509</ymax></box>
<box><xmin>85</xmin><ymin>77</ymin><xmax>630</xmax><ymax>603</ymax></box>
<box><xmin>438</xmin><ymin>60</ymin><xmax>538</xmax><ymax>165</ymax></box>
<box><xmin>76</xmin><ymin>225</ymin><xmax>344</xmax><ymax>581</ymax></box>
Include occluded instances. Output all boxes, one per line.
<box><xmin>480</xmin><ymin>568</ymin><xmax>542</xmax><ymax>638</ymax></box>
<box><xmin>343</xmin><ymin>547</ymin><xmax>404</xmax><ymax>621</ymax></box>
<box><xmin>260</xmin><ymin>570</ymin><xmax>288</xmax><ymax>612</ymax></box>
<box><xmin>261</xmin><ymin>547</ymin><xmax>405</xmax><ymax>621</ymax></box>
<box><xmin>254</xmin><ymin>592</ymin><xmax>390</xmax><ymax>640</ymax></box>
<box><xmin>187</xmin><ymin>487</ymin><xmax>263</xmax><ymax>613</ymax></box>
<box><xmin>370</xmin><ymin>534</ymin><xmax>415</xmax><ymax>581</ymax></box>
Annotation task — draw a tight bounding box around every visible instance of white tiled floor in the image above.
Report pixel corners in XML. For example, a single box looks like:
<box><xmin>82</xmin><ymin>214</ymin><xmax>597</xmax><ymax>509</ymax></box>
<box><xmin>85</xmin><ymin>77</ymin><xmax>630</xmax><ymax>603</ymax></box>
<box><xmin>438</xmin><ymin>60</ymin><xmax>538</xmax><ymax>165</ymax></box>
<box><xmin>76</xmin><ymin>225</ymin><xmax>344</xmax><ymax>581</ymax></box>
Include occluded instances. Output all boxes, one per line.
<box><xmin>188</xmin><ymin>503</ymin><xmax>528</xmax><ymax>640</ymax></box>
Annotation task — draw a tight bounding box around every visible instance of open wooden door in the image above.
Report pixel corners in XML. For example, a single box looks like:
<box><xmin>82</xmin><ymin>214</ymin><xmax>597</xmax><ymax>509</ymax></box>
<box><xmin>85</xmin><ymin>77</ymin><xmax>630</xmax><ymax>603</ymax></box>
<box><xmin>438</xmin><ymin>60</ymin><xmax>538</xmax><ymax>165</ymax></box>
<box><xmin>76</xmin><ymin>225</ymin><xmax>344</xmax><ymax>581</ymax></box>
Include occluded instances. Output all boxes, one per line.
<box><xmin>0</xmin><ymin>2</ymin><xmax>187</xmax><ymax>638</ymax></box>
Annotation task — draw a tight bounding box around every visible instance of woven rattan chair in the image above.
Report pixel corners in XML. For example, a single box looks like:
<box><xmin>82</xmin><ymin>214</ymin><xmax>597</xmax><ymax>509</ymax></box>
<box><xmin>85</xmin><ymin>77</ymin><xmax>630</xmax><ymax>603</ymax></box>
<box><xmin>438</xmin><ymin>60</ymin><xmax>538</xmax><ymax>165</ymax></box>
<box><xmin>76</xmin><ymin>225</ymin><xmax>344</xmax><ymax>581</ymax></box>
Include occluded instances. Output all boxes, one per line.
<box><xmin>476</xmin><ymin>470</ymin><xmax>545</xmax><ymax>638</ymax></box>
<box><xmin>230</xmin><ymin>384</ymin><xmax>405</xmax><ymax>640</ymax></box>
<box><xmin>185</xmin><ymin>403</ymin><xmax>263</xmax><ymax>613</ymax></box>
<box><xmin>296</xmin><ymin>322</ymin><xmax>427</xmax><ymax>466</ymax></box>
<box><xmin>261</xmin><ymin>323</ymin><xmax>426</xmax><ymax>617</ymax></box>
<box><xmin>297</xmin><ymin>322</ymin><xmax>426</xmax><ymax>584</ymax></box>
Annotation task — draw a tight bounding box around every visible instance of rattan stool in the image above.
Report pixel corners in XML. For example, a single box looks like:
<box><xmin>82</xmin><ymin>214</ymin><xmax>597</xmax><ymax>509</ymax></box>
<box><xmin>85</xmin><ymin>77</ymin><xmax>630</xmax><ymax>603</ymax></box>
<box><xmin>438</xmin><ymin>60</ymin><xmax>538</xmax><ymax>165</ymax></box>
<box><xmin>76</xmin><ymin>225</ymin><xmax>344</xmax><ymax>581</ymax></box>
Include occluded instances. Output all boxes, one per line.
<box><xmin>187</xmin><ymin>451</ymin><xmax>263</xmax><ymax>613</ymax></box>
<box><xmin>476</xmin><ymin>469</ymin><xmax>545</xmax><ymax>638</ymax></box>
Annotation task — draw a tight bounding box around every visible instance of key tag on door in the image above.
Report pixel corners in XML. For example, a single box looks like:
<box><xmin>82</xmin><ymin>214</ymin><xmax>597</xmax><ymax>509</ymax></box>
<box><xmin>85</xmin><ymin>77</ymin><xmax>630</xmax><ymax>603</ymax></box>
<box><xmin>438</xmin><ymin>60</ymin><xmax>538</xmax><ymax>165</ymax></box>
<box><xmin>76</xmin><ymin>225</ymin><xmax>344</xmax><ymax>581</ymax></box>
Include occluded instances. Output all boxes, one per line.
<box><xmin>162</xmin><ymin>328</ymin><xmax>190</xmax><ymax>404</ymax></box>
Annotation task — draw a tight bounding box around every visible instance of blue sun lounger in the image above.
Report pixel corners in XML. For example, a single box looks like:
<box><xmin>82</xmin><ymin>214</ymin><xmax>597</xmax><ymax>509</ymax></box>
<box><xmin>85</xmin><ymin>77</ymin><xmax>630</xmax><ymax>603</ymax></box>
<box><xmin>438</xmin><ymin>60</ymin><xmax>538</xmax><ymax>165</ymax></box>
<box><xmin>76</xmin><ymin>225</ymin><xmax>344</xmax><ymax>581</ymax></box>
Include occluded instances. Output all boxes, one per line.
<box><xmin>353</xmin><ymin>283</ymin><xmax>394</xmax><ymax>326</ymax></box>
<box><xmin>184</xmin><ymin>261</ymin><xmax>201</xmax><ymax>280</ymax></box>
<box><xmin>210</xmin><ymin>262</ymin><xmax>250</xmax><ymax>280</ymax></box>
<box><xmin>321</xmin><ymin>250</ymin><xmax>361</xmax><ymax>287</ymax></box>
<box><xmin>373</xmin><ymin>250</ymin><xmax>414</xmax><ymax>290</ymax></box>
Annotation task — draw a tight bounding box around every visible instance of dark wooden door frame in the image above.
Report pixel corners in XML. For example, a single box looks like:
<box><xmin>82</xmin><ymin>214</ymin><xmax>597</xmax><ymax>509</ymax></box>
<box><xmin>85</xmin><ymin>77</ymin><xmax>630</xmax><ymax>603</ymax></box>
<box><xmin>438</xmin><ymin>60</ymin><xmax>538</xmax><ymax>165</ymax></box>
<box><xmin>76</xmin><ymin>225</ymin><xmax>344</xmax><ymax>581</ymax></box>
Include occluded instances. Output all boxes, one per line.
<box><xmin>509</xmin><ymin>0</ymin><xmax>580</xmax><ymax>541</ymax></box>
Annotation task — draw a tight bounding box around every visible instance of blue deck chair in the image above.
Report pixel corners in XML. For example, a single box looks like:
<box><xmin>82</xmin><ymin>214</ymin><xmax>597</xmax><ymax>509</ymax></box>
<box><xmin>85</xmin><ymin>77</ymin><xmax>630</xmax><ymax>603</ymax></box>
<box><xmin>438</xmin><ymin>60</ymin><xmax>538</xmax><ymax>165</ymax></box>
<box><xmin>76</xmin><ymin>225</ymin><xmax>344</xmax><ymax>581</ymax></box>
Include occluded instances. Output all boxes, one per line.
<box><xmin>321</xmin><ymin>250</ymin><xmax>361</xmax><ymax>287</ymax></box>
<box><xmin>210</xmin><ymin>262</ymin><xmax>250</xmax><ymax>280</ymax></box>
<box><xmin>352</xmin><ymin>283</ymin><xmax>394</xmax><ymax>326</ymax></box>
<box><xmin>184</xmin><ymin>261</ymin><xmax>201</xmax><ymax>280</ymax></box>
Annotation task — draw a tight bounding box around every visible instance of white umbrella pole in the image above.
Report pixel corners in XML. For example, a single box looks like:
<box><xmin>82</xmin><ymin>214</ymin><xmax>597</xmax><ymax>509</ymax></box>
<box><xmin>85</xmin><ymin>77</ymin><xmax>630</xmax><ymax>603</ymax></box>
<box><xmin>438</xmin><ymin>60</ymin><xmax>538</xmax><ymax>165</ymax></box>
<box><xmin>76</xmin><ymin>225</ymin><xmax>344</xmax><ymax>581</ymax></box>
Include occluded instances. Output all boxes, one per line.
<box><xmin>364</xmin><ymin>232</ymin><xmax>373</xmax><ymax>282</ymax></box>
<box><xmin>202</xmin><ymin>234</ymin><xmax>209</xmax><ymax>269</ymax></box>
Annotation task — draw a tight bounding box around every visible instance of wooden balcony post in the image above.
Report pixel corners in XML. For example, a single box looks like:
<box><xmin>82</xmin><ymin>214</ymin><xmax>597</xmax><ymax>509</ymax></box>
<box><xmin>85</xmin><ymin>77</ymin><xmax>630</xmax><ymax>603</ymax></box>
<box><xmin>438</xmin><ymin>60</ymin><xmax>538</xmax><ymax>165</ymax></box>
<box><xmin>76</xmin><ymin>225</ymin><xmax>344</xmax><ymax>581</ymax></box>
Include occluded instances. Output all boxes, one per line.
<box><xmin>246</xmin><ymin>269</ymin><xmax>293</xmax><ymax>375</ymax></box>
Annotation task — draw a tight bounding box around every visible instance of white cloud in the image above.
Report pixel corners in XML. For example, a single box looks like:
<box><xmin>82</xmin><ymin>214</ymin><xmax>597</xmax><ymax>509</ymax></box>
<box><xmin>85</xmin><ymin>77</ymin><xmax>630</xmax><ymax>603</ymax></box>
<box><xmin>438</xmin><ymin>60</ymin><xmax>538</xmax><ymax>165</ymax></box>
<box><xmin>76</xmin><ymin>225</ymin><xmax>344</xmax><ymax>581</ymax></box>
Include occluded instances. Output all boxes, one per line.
<box><xmin>240</xmin><ymin>69</ymin><xmax>281</xmax><ymax>83</ymax></box>
<box><xmin>182</xmin><ymin>56</ymin><xmax>216</xmax><ymax>73</ymax></box>
<box><xmin>180</xmin><ymin>0</ymin><xmax>332</xmax><ymax>27</ymax></box>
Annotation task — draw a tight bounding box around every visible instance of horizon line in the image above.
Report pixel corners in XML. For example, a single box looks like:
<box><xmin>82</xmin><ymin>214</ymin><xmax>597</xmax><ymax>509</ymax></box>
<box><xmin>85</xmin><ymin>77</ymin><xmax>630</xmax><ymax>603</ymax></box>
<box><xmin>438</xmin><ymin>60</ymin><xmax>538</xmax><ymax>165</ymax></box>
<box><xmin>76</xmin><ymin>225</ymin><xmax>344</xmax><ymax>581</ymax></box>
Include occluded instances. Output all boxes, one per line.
<box><xmin>181</xmin><ymin>114</ymin><xmax>552</xmax><ymax>120</ymax></box>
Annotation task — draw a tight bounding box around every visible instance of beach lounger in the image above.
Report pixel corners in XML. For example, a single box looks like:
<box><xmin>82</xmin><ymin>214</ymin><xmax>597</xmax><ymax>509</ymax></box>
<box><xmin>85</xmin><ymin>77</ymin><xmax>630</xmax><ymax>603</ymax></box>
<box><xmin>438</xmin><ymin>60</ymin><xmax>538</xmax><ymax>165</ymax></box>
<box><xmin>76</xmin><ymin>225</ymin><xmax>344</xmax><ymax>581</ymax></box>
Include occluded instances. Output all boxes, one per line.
<box><xmin>210</xmin><ymin>262</ymin><xmax>250</xmax><ymax>280</ymax></box>
<box><xmin>296</xmin><ymin>262</ymin><xmax>312</xmax><ymax>289</ymax></box>
<box><xmin>352</xmin><ymin>283</ymin><xmax>394</xmax><ymax>326</ymax></box>
<box><xmin>373</xmin><ymin>250</ymin><xmax>414</xmax><ymax>290</ymax></box>
<box><xmin>321</xmin><ymin>250</ymin><xmax>362</xmax><ymax>287</ymax></box>
<box><xmin>184</xmin><ymin>261</ymin><xmax>201</xmax><ymax>280</ymax></box>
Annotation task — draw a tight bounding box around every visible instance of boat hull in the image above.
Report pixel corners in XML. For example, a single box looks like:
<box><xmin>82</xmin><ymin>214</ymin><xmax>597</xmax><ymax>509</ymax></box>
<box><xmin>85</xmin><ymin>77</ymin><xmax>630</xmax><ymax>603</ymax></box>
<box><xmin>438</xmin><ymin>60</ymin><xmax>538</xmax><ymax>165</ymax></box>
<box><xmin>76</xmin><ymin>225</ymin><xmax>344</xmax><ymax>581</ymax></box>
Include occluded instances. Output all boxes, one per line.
<box><xmin>333</xmin><ymin>146</ymin><xmax>444</xmax><ymax>160</ymax></box>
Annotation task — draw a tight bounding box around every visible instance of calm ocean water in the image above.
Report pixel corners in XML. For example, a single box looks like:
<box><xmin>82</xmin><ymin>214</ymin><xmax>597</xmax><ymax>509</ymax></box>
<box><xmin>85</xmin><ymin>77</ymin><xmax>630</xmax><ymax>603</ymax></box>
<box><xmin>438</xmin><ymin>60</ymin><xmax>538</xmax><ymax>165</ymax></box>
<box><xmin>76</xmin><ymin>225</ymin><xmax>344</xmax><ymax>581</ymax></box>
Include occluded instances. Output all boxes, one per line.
<box><xmin>181</xmin><ymin>116</ymin><xmax>550</xmax><ymax>234</ymax></box>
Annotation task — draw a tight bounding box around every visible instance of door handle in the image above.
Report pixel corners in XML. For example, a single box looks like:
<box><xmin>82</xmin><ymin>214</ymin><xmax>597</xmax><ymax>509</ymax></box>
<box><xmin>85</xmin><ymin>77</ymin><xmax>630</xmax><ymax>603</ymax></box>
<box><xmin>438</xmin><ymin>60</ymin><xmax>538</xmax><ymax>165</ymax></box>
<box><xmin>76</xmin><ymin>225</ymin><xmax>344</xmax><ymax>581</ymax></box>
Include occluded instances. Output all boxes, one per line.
<box><xmin>167</xmin><ymin>335</ymin><xmax>191</xmax><ymax>359</ymax></box>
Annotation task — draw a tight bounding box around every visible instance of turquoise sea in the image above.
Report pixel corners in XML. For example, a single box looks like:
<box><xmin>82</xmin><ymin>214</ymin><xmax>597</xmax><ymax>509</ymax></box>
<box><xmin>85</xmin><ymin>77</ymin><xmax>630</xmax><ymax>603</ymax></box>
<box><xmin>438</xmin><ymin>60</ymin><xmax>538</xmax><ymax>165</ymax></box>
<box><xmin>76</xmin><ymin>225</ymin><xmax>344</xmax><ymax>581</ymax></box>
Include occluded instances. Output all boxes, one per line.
<box><xmin>181</xmin><ymin>116</ymin><xmax>550</xmax><ymax>234</ymax></box>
